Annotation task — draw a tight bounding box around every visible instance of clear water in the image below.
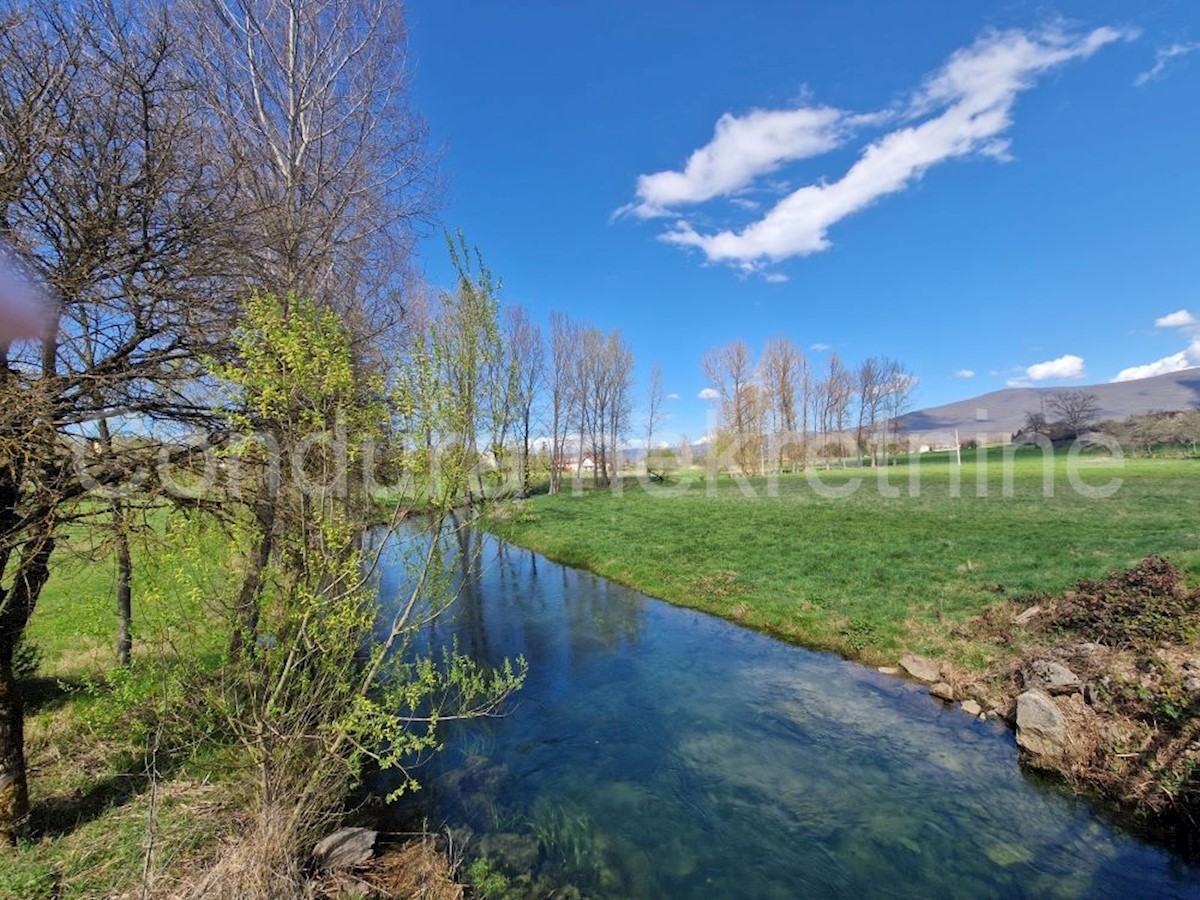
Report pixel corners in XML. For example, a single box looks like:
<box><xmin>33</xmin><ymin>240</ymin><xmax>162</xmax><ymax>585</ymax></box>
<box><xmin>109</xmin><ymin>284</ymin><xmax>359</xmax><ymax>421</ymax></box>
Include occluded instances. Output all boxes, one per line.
<box><xmin>373</xmin><ymin>525</ymin><xmax>1200</xmax><ymax>899</ymax></box>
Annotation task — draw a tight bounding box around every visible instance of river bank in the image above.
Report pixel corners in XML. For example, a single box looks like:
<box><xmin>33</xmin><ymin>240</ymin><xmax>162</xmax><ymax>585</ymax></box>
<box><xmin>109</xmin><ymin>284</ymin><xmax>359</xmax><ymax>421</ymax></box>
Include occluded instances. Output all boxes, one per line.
<box><xmin>482</xmin><ymin>454</ymin><xmax>1200</xmax><ymax>840</ymax></box>
<box><xmin>920</xmin><ymin>555</ymin><xmax>1200</xmax><ymax>842</ymax></box>
<box><xmin>388</xmin><ymin>524</ymin><xmax>1200</xmax><ymax>898</ymax></box>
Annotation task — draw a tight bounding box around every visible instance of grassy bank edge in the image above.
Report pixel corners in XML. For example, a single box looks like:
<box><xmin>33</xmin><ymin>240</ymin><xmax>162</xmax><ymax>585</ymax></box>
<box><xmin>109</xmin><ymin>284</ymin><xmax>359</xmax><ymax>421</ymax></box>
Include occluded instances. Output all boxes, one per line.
<box><xmin>481</xmin><ymin>454</ymin><xmax>1200</xmax><ymax>670</ymax></box>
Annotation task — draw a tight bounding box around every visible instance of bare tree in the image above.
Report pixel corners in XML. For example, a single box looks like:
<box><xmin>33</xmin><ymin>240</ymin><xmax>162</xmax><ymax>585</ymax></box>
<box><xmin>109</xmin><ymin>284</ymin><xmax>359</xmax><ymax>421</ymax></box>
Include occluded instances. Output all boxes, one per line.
<box><xmin>1048</xmin><ymin>390</ymin><xmax>1101</xmax><ymax>438</ymax></box>
<box><xmin>676</xmin><ymin>433</ymin><xmax>694</xmax><ymax>467</ymax></box>
<box><xmin>760</xmin><ymin>337</ymin><xmax>805</xmax><ymax>471</ymax></box>
<box><xmin>879</xmin><ymin>362</ymin><xmax>916</xmax><ymax>463</ymax></box>
<box><xmin>1022</xmin><ymin>409</ymin><xmax>1048</xmax><ymax>438</ymax></box>
<box><xmin>604</xmin><ymin>332</ymin><xmax>635</xmax><ymax>483</ymax></box>
<box><xmin>854</xmin><ymin>357</ymin><xmax>884</xmax><ymax>464</ymax></box>
<box><xmin>703</xmin><ymin>340</ymin><xmax>758</xmax><ymax>474</ymax></box>
<box><xmin>855</xmin><ymin>357</ymin><xmax>909</xmax><ymax>464</ymax></box>
<box><xmin>644</xmin><ymin>363</ymin><xmax>665</xmax><ymax>460</ymax></box>
<box><xmin>815</xmin><ymin>354</ymin><xmax>854</xmax><ymax>466</ymax></box>
<box><xmin>505</xmin><ymin>306</ymin><xmax>542</xmax><ymax>494</ymax></box>
<box><xmin>0</xmin><ymin>0</ymin><xmax>234</xmax><ymax>841</ymax></box>
<box><xmin>181</xmin><ymin>0</ymin><xmax>435</xmax><ymax>332</ymax></box>
<box><xmin>547</xmin><ymin>312</ymin><xmax>578</xmax><ymax>495</ymax></box>
<box><xmin>574</xmin><ymin>325</ymin><xmax>604</xmax><ymax>485</ymax></box>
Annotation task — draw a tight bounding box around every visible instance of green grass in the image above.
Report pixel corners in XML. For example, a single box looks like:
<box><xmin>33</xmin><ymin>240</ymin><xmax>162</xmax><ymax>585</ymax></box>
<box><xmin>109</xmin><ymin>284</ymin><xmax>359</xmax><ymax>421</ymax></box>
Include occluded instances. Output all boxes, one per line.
<box><xmin>485</xmin><ymin>449</ymin><xmax>1200</xmax><ymax>667</ymax></box>
<box><xmin>4</xmin><ymin>509</ymin><xmax>236</xmax><ymax>899</ymax></box>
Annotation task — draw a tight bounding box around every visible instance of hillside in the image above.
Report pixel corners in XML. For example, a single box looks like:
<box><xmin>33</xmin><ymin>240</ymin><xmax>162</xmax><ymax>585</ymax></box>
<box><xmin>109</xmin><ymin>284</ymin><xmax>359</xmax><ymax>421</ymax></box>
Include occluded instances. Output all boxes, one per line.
<box><xmin>899</xmin><ymin>368</ymin><xmax>1200</xmax><ymax>445</ymax></box>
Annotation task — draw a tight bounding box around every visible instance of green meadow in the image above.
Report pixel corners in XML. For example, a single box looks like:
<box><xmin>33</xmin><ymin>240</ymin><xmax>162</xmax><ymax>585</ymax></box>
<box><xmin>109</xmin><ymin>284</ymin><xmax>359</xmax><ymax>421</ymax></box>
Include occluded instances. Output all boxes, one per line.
<box><xmin>486</xmin><ymin>449</ymin><xmax>1200</xmax><ymax>667</ymax></box>
<box><xmin>4</xmin><ymin>512</ymin><xmax>233</xmax><ymax>899</ymax></box>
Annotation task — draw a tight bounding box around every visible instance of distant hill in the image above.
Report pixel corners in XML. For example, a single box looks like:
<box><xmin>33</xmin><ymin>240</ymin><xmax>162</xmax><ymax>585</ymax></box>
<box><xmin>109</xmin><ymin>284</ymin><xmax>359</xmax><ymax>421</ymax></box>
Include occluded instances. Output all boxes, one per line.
<box><xmin>898</xmin><ymin>368</ymin><xmax>1200</xmax><ymax>446</ymax></box>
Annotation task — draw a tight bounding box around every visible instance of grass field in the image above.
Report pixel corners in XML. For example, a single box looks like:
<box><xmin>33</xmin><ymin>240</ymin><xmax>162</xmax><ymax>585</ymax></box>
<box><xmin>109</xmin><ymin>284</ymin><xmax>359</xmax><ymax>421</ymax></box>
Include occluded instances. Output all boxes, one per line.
<box><xmin>485</xmin><ymin>449</ymin><xmax>1200</xmax><ymax>667</ymax></box>
<box><xmin>3</xmin><ymin>511</ymin><xmax>235</xmax><ymax>899</ymax></box>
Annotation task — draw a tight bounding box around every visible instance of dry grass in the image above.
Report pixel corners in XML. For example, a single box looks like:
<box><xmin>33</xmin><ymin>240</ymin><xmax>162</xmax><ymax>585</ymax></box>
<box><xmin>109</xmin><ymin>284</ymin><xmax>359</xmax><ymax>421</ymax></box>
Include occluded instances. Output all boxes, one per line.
<box><xmin>163</xmin><ymin>807</ymin><xmax>308</xmax><ymax>900</ymax></box>
<box><xmin>168</xmin><ymin>822</ymin><xmax>463</xmax><ymax>900</ymax></box>
<box><xmin>364</xmin><ymin>839</ymin><xmax>463</xmax><ymax>900</ymax></box>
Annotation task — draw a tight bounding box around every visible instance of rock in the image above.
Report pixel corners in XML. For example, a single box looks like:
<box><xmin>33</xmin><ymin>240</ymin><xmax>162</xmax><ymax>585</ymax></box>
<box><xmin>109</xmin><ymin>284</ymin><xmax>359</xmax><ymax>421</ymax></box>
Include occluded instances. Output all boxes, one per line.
<box><xmin>877</xmin><ymin>666</ymin><xmax>902</xmax><ymax>676</ymax></box>
<box><xmin>1021</xmin><ymin>659</ymin><xmax>1081</xmax><ymax>696</ymax></box>
<box><xmin>1013</xmin><ymin>605</ymin><xmax>1042</xmax><ymax>626</ymax></box>
<box><xmin>479</xmin><ymin>833</ymin><xmax>540</xmax><ymax>873</ymax></box>
<box><xmin>1068</xmin><ymin>641</ymin><xmax>1106</xmax><ymax>660</ymax></box>
<box><xmin>1184</xmin><ymin>676</ymin><xmax>1200</xmax><ymax>695</ymax></box>
<box><xmin>899</xmin><ymin>653</ymin><xmax>941</xmax><ymax>683</ymax></box>
<box><xmin>960</xmin><ymin>699</ymin><xmax>983</xmax><ymax>717</ymax></box>
<box><xmin>984</xmin><ymin>842</ymin><xmax>1034</xmax><ymax>867</ymax></box>
<box><xmin>929</xmin><ymin>682</ymin><xmax>954</xmax><ymax>701</ymax></box>
<box><xmin>313</xmin><ymin>827</ymin><xmax>377</xmax><ymax>871</ymax></box>
<box><xmin>1015</xmin><ymin>690</ymin><xmax>1068</xmax><ymax>760</ymax></box>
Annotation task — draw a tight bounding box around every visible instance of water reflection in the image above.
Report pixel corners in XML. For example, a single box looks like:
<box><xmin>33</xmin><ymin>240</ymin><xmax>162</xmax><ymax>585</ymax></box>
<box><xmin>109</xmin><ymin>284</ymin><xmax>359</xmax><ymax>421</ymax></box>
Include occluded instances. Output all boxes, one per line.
<box><xmin>374</xmin><ymin>524</ymin><xmax>1200</xmax><ymax>899</ymax></box>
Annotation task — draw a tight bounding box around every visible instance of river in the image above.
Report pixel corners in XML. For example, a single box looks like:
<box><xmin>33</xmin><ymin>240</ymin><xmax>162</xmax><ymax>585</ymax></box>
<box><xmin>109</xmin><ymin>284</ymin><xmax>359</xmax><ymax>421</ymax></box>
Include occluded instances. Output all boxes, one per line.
<box><xmin>372</xmin><ymin>523</ymin><xmax>1200</xmax><ymax>899</ymax></box>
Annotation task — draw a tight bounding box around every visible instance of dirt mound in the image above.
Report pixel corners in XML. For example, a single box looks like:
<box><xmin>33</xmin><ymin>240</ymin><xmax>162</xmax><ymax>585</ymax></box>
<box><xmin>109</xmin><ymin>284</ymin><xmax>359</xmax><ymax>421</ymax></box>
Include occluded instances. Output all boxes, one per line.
<box><xmin>1044</xmin><ymin>556</ymin><xmax>1200</xmax><ymax>649</ymax></box>
<box><xmin>956</xmin><ymin>557</ymin><xmax>1200</xmax><ymax>837</ymax></box>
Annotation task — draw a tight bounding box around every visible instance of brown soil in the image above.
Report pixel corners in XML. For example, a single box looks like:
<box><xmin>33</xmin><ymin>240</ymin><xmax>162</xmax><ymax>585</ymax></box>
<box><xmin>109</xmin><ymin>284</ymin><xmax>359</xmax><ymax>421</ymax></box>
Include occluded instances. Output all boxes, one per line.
<box><xmin>946</xmin><ymin>557</ymin><xmax>1200</xmax><ymax>837</ymax></box>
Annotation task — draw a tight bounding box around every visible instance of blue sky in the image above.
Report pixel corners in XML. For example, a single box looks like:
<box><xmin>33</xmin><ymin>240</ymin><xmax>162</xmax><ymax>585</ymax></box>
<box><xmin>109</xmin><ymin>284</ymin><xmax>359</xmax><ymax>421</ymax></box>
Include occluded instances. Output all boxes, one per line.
<box><xmin>406</xmin><ymin>1</ymin><xmax>1200</xmax><ymax>443</ymax></box>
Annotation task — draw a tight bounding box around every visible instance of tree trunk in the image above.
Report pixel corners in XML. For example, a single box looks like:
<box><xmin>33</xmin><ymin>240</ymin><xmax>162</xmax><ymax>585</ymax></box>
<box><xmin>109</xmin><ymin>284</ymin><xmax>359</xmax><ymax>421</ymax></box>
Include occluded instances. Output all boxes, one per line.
<box><xmin>113</xmin><ymin>502</ymin><xmax>133</xmax><ymax>666</ymax></box>
<box><xmin>230</xmin><ymin>499</ymin><xmax>277</xmax><ymax>661</ymax></box>
<box><xmin>0</xmin><ymin>534</ymin><xmax>54</xmax><ymax>844</ymax></box>
<box><xmin>98</xmin><ymin>423</ymin><xmax>134</xmax><ymax>665</ymax></box>
<box><xmin>0</xmin><ymin>642</ymin><xmax>27</xmax><ymax>846</ymax></box>
<box><xmin>521</xmin><ymin>409</ymin><xmax>531</xmax><ymax>496</ymax></box>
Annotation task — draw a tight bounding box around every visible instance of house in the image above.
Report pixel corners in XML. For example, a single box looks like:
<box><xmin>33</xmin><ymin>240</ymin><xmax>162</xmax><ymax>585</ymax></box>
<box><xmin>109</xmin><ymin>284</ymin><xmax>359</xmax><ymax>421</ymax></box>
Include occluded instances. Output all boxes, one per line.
<box><xmin>553</xmin><ymin>455</ymin><xmax>598</xmax><ymax>476</ymax></box>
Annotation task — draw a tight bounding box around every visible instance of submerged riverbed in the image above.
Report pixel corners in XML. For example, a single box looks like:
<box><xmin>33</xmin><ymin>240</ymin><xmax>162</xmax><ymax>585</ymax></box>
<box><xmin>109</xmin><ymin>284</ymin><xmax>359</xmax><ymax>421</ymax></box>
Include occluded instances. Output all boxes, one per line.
<box><xmin>373</xmin><ymin>524</ymin><xmax>1200</xmax><ymax>899</ymax></box>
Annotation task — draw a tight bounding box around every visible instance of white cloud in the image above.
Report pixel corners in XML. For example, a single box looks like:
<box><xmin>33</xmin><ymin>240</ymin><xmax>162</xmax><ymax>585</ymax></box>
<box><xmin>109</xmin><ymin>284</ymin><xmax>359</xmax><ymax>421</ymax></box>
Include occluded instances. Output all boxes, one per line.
<box><xmin>665</xmin><ymin>392</ymin><xmax>680</xmax><ymax>401</ymax></box>
<box><xmin>1113</xmin><ymin>347</ymin><xmax>1198</xmax><ymax>382</ymax></box>
<box><xmin>698</xmin><ymin>387</ymin><xmax>720</xmax><ymax>400</ymax></box>
<box><xmin>621</xmin><ymin>106</ymin><xmax>854</xmax><ymax>218</ymax></box>
<box><xmin>809</xmin><ymin>342</ymin><xmax>831</xmax><ymax>352</ymax></box>
<box><xmin>1008</xmin><ymin>353</ymin><xmax>1086</xmax><ymax>386</ymax></box>
<box><xmin>1026</xmin><ymin>354</ymin><xmax>1086</xmax><ymax>381</ymax></box>
<box><xmin>954</xmin><ymin>369</ymin><xmax>976</xmax><ymax>379</ymax></box>
<box><xmin>630</xmin><ymin>26</ymin><xmax>1132</xmax><ymax>269</ymax></box>
<box><xmin>1155</xmin><ymin>308</ymin><xmax>1197</xmax><ymax>329</ymax></box>
<box><xmin>763</xmin><ymin>272</ymin><xmax>789</xmax><ymax>283</ymax></box>
<box><xmin>1135</xmin><ymin>43</ymin><xmax>1200</xmax><ymax>87</ymax></box>
<box><xmin>1111</xmin><ymin>309</ymin><xmax>1200</xmax><ymax>381</ymax></box>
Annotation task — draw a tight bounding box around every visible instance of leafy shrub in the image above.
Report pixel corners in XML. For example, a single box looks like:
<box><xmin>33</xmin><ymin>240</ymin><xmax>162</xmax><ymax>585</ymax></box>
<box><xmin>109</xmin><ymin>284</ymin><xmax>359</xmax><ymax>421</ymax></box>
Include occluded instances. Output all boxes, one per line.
<box><xmin>465</xmin><ymin>858</ymin><xmax>511</xmax><ymax>899</ymax></box>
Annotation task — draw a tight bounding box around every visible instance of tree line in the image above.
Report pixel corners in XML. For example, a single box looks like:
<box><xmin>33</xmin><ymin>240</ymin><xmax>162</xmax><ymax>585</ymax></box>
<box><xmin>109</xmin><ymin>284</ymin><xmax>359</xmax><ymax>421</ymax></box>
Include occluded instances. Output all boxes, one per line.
<box><xmin>394</xmin><ymin>240</ymin><xmax>638</xmax><ymax>501</ymax></box>
<box><xmin>702</xmin><ymin>338</ymin><xmax>915</xmax><ymax>475</ymax></box>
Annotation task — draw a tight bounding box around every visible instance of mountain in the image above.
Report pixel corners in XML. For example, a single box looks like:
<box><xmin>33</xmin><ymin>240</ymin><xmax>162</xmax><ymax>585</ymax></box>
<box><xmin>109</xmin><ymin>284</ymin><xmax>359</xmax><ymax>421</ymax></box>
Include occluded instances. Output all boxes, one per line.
<box><xmin>898</xmin><ymin>368</ymin><xmax>1200</xmax><ymax>446</ymax></box>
